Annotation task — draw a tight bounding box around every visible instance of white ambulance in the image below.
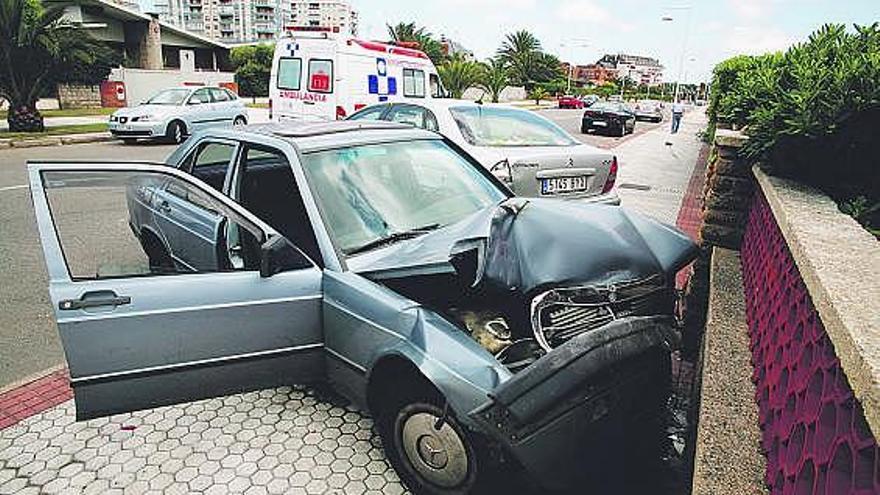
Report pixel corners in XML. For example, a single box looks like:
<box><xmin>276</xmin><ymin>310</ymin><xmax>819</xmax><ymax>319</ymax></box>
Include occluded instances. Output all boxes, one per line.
<box><xmin>269</xmin><ymin>28</ymin><xmax>444</xmax><ymax>122</ymax></box>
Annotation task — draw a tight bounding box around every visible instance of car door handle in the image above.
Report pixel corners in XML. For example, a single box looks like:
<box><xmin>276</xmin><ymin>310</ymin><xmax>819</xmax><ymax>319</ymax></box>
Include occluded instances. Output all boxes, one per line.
<box><xmin>158</xmin><ymin>200</ymin><xmax>171</xmax><ymax>213</ymax></box>
<box><xmin>59</xmin><ymin>290</ymin><xmax>131</xmax><ymax>311</ymax></box>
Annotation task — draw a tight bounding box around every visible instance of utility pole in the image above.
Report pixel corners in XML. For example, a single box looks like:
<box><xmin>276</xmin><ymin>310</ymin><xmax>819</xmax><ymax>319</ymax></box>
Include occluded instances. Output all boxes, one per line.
<box><xmin>662</xmin><ymin>4</ymin><xmax>693</xmax><ymax>103</ymax></box>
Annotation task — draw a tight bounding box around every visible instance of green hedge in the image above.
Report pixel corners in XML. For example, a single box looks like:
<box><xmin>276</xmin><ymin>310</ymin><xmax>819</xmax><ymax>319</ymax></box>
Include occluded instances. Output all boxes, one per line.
<box><xmin>708</xmin><ymin>23</ymin><xmax>880</xmax><ymax>231</ymax></box>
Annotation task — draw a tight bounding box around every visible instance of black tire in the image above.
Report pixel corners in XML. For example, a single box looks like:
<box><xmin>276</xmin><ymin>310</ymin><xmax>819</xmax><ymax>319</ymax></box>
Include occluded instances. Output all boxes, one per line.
<box><xmin>142</xmin><ymin>232</ymin><xmax>175</xmax><ymax>274</ymax></box>
<box><xmin>618</xmin><ymin>123</ymin><xmax>626</xmax><ymax>137</ymax></box>
<box><xmin>165</xmin><ymin>120</ymin><xmax>186</xmax><ymax>144</ymax></box>
<box><xmin>121</xmin><ymin>138</ymin><xmax>137</xmax><ymax>145</ymax></box>
<box><xmin>376</xmin><ymin>384</ymin><xmax>500</xmax><ymax>495</ymax></box>
<box><xmin>233</xmin><ymin>115</ymin><xmax>247</xmax><ymax>127</ymax></box>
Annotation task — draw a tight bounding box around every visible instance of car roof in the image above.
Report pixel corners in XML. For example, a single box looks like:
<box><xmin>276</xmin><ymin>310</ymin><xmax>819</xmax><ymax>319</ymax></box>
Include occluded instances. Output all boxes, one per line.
<box><xmin>367</xmin><ymin>98</ymin><xmax>526</xmax><ymax>112</ymax></box>
<box><xmin>201</xmin><ymin>120</ymin><xmax>442</xmax><ymax>153</ymax></box>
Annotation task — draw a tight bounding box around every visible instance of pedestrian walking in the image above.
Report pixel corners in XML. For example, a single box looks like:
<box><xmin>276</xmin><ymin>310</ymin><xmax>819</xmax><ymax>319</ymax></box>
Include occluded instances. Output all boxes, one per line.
<box><xmin>671</xmin><ymin>100</ymin><xmax>685</xmax><ymax>134</ymax></box>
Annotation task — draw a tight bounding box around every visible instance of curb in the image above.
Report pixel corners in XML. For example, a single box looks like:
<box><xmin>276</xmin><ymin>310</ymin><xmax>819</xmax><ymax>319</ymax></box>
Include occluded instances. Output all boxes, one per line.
<box><xmin>0</xmin><ymin>132</ymin><xmax>114</xmax><ymax>150</ymax></box>
<box><xmin>0</xmin><ymin>366</ymin><xmax>73</xmax><ymax>430</ymax></box>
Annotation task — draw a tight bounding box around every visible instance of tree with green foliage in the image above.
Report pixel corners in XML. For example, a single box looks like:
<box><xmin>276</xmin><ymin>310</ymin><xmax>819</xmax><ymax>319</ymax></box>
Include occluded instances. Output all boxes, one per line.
<box><xmin>477</xmin><ymin>58</ymin><xmax>509</xmax><ymax>103</ymax></box>
<box><xmin>386</xmin><ymin>22</ymin><xmax>445</xmax><ymax>66</ymax></box>
<box><xmin>0</xmin><ymin>0</ymin><xmax>110</xmax><ymax>131</ymax></box>
<box><xmin>230</xmin><ymin>43</ymin><xmax>274</xmax><ymax>100</ymax></box>
<box><xmin>529</xmin><ymin>86</ymin><xmax>549</xmax><ymax>105</ymax></box>
<box><xmin>496</xmin><ymin>30</ymin><xmax>562</xmax><ymax>90</ymax></box>
<box><xmin>709</xmin><ymin>23</ymin><xmax>880</xmax><ymax>231</ymax></box>
<box><xmin>437</xmin><ymin>54</ymin><xmax>481</xmax><ymax>99</ymax></box>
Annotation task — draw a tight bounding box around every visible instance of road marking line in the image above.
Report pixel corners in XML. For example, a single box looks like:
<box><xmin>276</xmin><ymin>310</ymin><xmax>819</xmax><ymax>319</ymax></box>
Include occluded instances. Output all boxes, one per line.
<box><xmin>0</xmin><ymin>184</ymin><xmax>27</xmax><ymax>192</ymax></box>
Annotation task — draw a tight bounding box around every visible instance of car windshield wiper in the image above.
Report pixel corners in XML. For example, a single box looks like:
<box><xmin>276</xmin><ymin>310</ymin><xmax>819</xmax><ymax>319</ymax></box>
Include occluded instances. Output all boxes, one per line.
<box><xmin>345</xmin><ymin>223</ymin><xmax>441</xmax><ymax>256</ymax></box>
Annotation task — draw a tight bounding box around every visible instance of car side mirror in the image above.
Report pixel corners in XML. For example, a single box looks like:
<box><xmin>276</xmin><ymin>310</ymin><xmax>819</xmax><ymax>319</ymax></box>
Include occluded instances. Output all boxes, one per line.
<box><xmin>259</xmin><ymin>235</ymin><xmax>310</xmax><ymax>277</ymax></box>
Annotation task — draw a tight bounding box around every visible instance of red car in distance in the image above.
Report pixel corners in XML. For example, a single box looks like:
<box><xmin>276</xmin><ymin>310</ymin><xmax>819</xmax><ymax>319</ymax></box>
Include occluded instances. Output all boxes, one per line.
<box><xmin>558</xmin><ymin>95</ymin><xmax>584</xmax><ymax>109</ymax></box>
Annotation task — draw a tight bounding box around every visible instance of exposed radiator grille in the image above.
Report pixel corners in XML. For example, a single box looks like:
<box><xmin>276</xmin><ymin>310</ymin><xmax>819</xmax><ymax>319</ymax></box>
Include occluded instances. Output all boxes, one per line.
<box><xmin>532</xmin><ymin>275</ymin><xmax>674</xmax><ymax>349</ymax></box>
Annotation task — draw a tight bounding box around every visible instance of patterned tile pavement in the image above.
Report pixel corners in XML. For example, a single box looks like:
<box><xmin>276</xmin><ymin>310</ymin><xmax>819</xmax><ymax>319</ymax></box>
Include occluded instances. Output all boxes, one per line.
<box><xmin>0</xmin><ymin>386</ymin><xmax>408</xmax><ymax>494</ymax></box>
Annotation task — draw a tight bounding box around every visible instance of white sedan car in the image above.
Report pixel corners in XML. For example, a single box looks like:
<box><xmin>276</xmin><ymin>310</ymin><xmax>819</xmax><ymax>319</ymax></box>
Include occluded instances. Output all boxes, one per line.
<box><xmin>109</xmin><ymin>87</ymin><xmax>248</xmax><ymax>144</ymax></box>
<box><xmin>348</xmin><ymin>100</ymin><xmax>619</xmax><ymax>204</ymax></box>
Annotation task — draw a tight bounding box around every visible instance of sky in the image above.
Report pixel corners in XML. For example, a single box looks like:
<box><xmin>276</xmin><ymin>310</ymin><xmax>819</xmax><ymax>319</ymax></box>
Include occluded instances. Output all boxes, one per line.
<box><xmin>353</xmin><ymin>0</ymin><xmax>880</xmax><ymax>83</ymax></box>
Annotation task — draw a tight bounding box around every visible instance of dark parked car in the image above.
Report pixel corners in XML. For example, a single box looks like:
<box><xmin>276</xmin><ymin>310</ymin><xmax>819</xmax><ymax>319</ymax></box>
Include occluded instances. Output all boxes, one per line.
<box><xmin>581</xmin><ymin>101</ymin><xmax>637</xmax><ymax>136</ymax></box>
<box><xmin>28</xmin><ymin>121</ymin><xmax>697</xmax><ymax>494</ymax></box>
<box><xmin>580</xmin><ymin>94</ymin><xmax>600</xmax><ymax>107</ymax></box>
<box><xmin>635</xmin><ymin>101</ymin><xmax>664</xmax><ymax>123</ymax></box>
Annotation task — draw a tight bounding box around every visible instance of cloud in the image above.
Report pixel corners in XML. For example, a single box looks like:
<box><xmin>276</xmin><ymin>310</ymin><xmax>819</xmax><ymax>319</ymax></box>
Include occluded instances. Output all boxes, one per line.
<box><xmin>728</xmin><ymin>0</ymin><xmax>771</xmax><ymax>19</ymax></box>
<box><xmin>554</xmin><ymin>0</ymin><xmax>612</xmax><ymax>23</ymax></box>
<box><xmin>722</xmin><ymin>25</ymin><xmax>795</xmax><ymax>54</ymax></box>
<box><xmin>446</xmin><ymin>0</ymin><xmax>536</xmax><ymax>7</ymax></box>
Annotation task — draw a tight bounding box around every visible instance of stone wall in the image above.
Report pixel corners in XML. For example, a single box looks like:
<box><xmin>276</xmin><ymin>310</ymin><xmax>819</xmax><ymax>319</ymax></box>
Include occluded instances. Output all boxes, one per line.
<box><xmin>699</xmin><ymin>129</ymin><xmax>755</xmax><ymax>249</ymax></box>
<box><xmin>739</xmin><ymin>168</ymin><xmax>879</xmax><ymax>494</ymax></box>
<box><xmin>56</xmin><ymin>84</ymin><xmax>101</xmax><ymax>109</ymax></box>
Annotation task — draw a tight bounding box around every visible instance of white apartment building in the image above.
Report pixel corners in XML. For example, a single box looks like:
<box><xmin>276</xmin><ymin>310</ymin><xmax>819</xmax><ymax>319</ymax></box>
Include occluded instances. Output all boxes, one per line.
<box><xmin>286</xmin><ymin>1</ymin><xmax>358</xmax><ymax>36</ymax></box>
<box><xmin>596</xmin><ymin>53</ymin><xmax>664</xmax><ymax>86</ymax></box>
<box><xmin>149</xmin><ymin>0</ymin><xmax>357</xmax><ymax>43</ymax></box>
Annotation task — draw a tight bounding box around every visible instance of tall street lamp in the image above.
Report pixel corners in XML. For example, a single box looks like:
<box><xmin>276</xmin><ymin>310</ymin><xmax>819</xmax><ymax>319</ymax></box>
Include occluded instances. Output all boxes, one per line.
<box><xmin>559</xmin><ymin>39</ymin><xmax>590</xmax><ymax>94</ymax></box>
<box><xmin>661</xmin><ymin>4</ymin><xmax>693</xmax><ymax>103</ymax></box>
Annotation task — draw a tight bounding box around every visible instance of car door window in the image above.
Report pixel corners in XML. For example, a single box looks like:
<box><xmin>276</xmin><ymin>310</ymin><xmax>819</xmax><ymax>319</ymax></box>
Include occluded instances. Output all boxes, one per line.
<box><xmin>277</xmin><ymin>57</ymin><xmax>302</xmax><ymax>90</ymax></box>
<box><xmin>387</xmin><ymin>105</ymin><xmax>427</xmax><ymax>129</ymax></box>
<box><xmin>429</xmin><ymin>73</ymin><xmax>442</xmax><ymax>98</ymax></box>
<box><xmin>188</xmin><ymin>88</ymin><xmax>212</xmax><ymax>105</ymax></box>
<box><xmin>232</xmin><ymin>144</ymin><xmax>323</xmax><ymax>266</ymax></box>
<box><xmin>41</xmin><ymin>169</ymin><xmax>265</xmax><ymax>278</ymax></box>
<box><xmin>307</xmin><ymin>59</ymin><xmax>333</xmax><ymax>93</ymax></box>
<box><xmin>403</xmin><ymin>69</ymin><xmax>425</xmax><ymax>98</ymax></box>
<box><xmin>184</xmin><ymin>141</ymin><xmax>236</xmax><ymax>192</ymax></box>
<box><xmin>348</xmin><ymin>105</ymin><xmax>387</xmax><ymax>121</ymax></box>
<box><xmin>209</xmin><ymin>88</ymin><xmax>230</xmax><ymax>102</ymax></box>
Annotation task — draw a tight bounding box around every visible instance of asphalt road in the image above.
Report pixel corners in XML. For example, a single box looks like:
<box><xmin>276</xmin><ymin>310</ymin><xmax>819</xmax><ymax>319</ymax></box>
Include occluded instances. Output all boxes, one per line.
<box><xmin>0</xmin><ymin>110</ymin><xmax>670</xmax><ymax>388</ymax></box>
<box><xmin>0</xmin><ymin>141</ymin><xmax>177</xmax><ymax>388</ymax></box>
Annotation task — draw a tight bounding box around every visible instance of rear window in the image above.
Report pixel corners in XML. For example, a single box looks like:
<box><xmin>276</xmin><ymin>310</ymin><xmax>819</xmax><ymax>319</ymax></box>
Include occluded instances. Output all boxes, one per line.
<box><xmin>403</xmin><ymin>69</ymin><xmax>425</xmax><ymax>98</ymax></box>
<box><xmin>308</xmin><ymin>59</ymin><xmax>333</xmax><ymax>93</ymax></box>
<box><xmin>277</xmin><ymin>57</ymin><xmax>302</xmax><ymax>90</ymax></box>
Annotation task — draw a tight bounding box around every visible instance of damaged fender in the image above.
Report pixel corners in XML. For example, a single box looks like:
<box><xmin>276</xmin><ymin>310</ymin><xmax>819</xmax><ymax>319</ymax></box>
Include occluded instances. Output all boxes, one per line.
<box><xmin>467</xmin><ymin>316</ymin><xmax>678</xmax><ymax>488</ymax></box>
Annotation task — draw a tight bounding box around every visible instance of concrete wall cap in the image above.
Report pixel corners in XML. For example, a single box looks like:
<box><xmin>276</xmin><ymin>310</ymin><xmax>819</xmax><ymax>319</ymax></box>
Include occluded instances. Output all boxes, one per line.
<box><xmin>753</xmin><ymin>165</ymin><xmax>880</xmax><ymax>437</ymax></box>
<box><xmin>715</xmin><ymin>129</ymin><xmax>749</xmax><ymax>148</ymax></box>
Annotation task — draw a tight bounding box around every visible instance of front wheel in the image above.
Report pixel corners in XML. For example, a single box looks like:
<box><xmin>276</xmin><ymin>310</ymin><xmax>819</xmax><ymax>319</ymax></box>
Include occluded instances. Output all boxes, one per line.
<box><xmin>165</xmin><ymin>121</ymin><xmax>186</xmax><ymax>144</ymax></box>
<box><xmin>233</xmin><ymin>115</ymin><xmax>247</xmax><ymax>127</ymax></box>
<box><xmin>381</xmin><ymin>400</ymin><xmax>482</xmax><ymax>495</ymax></box>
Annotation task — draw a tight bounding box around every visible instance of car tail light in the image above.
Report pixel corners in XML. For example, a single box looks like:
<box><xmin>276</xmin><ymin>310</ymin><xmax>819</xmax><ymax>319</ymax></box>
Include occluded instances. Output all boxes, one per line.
<box><xmin>602</xmin><ymin>156</ymin><xmax>618</xmax><ymax>194</ymax></box>
<box><xmin>490</xmin><ymin>159</ymin><xmax>513</xmax><ymax>188</ymax></box>
<box><xmin>268</xmin><ymin>98</ymin><xmax>272</xmax><ymax>120</ymax></box>
<box><xmin>336</xmin><ymin>105</ymin><xmax>347</xmax><ymax>120</ymax></box>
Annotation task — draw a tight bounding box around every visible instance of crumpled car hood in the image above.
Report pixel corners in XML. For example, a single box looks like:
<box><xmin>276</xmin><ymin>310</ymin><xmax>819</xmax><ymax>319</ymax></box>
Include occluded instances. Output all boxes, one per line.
<box><xmin>349</xmin><ymin>198</ymin><xmax>698</xmax><ymax>295</ymax></box>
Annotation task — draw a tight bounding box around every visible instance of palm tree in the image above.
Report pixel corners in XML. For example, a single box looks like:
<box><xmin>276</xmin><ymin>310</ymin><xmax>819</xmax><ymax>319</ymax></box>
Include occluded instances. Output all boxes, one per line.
<box><xmin>386</xmin><ymin>22</ymin><xmax>445</xmax><ymax>66</ymax></box>
<box><xmin>0</xmin><ymin>0</ymin><xmax>101</xmax><ymax>131</ymax></box>
<box><xmin>478</xmin><ymin>58</ymin><xmax>509</xmax><ymax>103</ymax></box>
<box><xmin>497</xmin><ymin>30</ymin><xmax>541</xmax><ymax>61</ymax></box>
<box><xmin>496</xmin><ymin>30</ymin><xmax>558</xmax><ymax>90</ymax></box>
<box><xmin>529</xmin><ymin>86</ymin><xmax>549</xmax><ymax>105</ymax></box>
<box><xmin>438</xmin><ymin>54</ymin><xmax>481</xmax><ymax>99</ymax></box>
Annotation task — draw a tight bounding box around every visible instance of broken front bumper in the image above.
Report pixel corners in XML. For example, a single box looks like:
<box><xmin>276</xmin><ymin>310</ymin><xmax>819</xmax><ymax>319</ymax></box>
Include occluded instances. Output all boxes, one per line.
<box><xmin>468</xmin><ymin>316</ymin><xmax>678</xmax><ymax>490</ymax></box>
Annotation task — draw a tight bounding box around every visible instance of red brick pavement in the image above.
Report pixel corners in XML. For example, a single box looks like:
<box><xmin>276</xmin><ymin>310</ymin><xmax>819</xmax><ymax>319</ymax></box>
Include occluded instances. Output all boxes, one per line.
<box><xmin>675</xmin><ymin>143</ymin><xmax>710</xmax><ymax>288</ymax></box>
<box><xmin>0</xmin><ymin>368</ymin><xmax>73</xmax><ymax>430</ymax></box>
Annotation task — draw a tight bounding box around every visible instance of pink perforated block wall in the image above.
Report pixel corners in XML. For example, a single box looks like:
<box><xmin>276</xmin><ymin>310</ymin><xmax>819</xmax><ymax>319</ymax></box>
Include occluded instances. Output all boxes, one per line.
<box><xmin>741</xmin><ymin>192</ymin><xmax>879</xmax><ymax>495</ymax></box>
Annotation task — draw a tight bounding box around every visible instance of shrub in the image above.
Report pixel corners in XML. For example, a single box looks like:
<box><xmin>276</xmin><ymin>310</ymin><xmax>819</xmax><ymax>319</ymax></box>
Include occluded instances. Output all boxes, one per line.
<box><xmin>709</xmin><ymin>23</ymin><xmax>880</xmax><ymax>231</ymax></box>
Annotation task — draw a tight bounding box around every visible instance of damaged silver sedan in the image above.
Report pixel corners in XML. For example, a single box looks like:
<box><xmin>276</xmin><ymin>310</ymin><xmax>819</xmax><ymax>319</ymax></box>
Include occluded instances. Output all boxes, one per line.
<box><xmin>28</xmin><ymin>121</ymin><xmax>698</xmax><ymax>494</ymax></box>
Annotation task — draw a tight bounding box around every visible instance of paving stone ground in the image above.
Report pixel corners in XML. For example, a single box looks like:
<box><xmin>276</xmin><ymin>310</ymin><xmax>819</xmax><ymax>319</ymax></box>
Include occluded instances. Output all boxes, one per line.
<box><xmin>0</xmin><ymin>109</ymin><xmax>709</xmax><ymax>494</ymax></box>
<box><xmin>0</xmin><ymin>386</ymin><xmax>407</xmax><ymax>495</ymax></box>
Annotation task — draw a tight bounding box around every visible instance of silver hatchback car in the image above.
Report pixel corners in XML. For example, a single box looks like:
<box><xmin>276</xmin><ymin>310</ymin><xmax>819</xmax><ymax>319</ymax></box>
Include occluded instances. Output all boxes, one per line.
<box><xmin>28</xmin><ymin>121</ymin><xmax>696</xmax><ymax>493</ymax></box>
<box><xmin>109</xmin><ymin>86</ymin><xmax>248</xmax><ymax>144</ymax></box>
